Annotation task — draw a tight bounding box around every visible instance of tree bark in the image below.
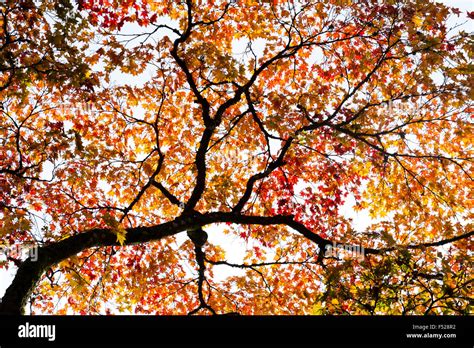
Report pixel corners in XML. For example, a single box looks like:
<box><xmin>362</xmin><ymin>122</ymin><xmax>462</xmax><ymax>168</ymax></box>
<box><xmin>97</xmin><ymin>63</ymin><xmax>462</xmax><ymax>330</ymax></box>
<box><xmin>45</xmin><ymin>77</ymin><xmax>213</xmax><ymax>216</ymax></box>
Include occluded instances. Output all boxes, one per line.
<box><xmin>1</xmin><ymin>210</ymin><xmax>471</xmax><ymax>315</ymax></box>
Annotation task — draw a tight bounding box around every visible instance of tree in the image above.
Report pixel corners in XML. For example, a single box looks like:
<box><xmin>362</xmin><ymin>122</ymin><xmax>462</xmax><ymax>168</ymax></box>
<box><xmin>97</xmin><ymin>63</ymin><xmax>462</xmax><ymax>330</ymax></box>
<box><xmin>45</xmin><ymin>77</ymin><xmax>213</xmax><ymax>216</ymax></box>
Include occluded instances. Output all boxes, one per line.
<box><xmin>0</xmin><ymin>0</ymin><xmax>472</xmax><ymax>315</ymax></box>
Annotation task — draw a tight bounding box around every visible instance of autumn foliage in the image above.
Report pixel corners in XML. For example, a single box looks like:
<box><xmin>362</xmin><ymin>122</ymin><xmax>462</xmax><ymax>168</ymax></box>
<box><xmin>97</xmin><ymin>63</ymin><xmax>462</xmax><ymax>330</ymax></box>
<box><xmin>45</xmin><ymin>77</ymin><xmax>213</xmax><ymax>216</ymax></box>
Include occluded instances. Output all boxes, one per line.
<box><xmin>0</xmin><ymin>0</ymin><xmax>472</xmax><ymax>315</ymax></box>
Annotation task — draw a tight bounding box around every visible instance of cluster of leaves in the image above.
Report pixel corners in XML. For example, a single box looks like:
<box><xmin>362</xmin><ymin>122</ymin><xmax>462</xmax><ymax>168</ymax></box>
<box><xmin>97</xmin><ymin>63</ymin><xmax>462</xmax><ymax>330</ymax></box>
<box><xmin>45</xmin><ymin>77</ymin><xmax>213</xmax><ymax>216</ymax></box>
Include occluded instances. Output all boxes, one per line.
<box><xmin>0</xmin><ymin>0</ymin><xmax>472</xmax><ymax>315</ymax></box>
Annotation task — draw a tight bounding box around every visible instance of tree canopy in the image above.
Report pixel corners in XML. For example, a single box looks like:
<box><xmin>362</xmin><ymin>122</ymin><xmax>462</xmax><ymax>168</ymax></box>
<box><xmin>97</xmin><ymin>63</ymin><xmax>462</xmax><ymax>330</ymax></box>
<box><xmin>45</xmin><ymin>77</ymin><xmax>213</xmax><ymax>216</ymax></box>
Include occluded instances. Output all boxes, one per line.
<box><xmin>0</xmin><ymin>0</ymin><xmax>472</xmax><ymax>315</ymax></box>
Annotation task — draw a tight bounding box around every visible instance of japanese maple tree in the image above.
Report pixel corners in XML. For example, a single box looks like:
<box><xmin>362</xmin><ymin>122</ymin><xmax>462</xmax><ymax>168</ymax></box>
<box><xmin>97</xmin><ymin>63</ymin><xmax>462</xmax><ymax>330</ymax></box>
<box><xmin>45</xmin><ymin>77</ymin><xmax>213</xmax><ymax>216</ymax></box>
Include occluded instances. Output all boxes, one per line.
<box><xmin>0</xmin><ymin>0</ymin><xmax>472</xmax><ymax>315</ymax></box>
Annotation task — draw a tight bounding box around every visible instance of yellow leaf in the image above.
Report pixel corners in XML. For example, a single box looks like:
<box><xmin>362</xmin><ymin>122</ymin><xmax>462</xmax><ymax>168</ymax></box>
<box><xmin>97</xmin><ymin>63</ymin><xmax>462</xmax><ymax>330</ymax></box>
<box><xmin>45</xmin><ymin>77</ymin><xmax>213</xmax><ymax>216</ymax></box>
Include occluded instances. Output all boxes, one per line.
<box><xmin>412</xmin><ymin>14</ymin><xmax>423</xmax><ymax>28</ymax></box>
<box><xmin>115</xmin><ymin>226</ymin><xmax>127</xmax><ymax>246</ymax></box>
<box><xmin>311</xmin><ymin>302</ymin><xmax>325</xmax><ymax>315</ymax></box>
<box><xmin>102</xmin><ymin>213</ymin><xmax>127</xmax><ymax>246</ymax></box>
